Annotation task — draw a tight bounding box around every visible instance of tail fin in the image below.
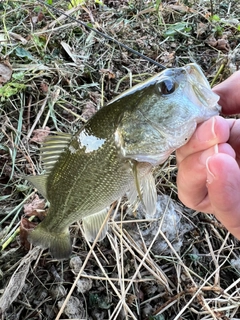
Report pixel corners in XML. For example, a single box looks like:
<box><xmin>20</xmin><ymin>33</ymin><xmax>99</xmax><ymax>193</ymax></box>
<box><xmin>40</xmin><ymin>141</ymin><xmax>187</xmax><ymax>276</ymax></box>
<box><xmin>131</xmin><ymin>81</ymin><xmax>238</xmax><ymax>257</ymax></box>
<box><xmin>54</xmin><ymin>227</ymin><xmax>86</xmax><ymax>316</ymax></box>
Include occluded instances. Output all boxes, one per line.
<box><xmin>28</xmin><ymin>225</ymin><xmax>72</xmax><ymax>260</ymax></box>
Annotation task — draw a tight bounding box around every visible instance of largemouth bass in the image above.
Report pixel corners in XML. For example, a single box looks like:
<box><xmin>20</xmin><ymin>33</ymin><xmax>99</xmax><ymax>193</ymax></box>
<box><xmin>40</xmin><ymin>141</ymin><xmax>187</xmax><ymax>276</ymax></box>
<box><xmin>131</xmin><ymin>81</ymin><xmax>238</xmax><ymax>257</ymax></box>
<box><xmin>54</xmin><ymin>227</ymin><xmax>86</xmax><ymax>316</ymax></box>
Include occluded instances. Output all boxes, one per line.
<box><xmin>26</xmin><ymin>63</ymin><xmax>220</xmax><ymax>259</ymax></box>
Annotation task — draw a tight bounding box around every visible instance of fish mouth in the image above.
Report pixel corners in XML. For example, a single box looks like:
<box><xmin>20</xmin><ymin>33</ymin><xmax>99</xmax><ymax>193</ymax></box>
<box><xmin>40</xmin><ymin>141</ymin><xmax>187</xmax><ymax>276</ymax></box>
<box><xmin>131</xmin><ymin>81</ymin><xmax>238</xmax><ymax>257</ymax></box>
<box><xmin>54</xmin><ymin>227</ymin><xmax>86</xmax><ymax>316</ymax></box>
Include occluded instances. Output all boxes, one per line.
<box><xmin>182</xmin><ymin>63</ymin><xmax>221</xmax><ymax>115</ymax></box>
<box><xmin>185</xmin><ymin>64</ymin><xmax>210</xmax><ymax>89</ymax></box>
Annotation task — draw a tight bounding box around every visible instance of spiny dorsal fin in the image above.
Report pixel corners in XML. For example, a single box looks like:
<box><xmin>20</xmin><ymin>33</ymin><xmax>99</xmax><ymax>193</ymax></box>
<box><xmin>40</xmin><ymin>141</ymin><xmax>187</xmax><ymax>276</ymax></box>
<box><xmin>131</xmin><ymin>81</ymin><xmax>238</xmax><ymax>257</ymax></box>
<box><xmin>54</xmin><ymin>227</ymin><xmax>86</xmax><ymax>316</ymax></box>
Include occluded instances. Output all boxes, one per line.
<box><xmin>40</xmin><ymin>132</ymin><xmax>72</xmax><ymax>173</ymax></box>
<box><xmin>82</xmin><ymin>208</ymin><xmax>109</xmax><ymax>242</ymax></box>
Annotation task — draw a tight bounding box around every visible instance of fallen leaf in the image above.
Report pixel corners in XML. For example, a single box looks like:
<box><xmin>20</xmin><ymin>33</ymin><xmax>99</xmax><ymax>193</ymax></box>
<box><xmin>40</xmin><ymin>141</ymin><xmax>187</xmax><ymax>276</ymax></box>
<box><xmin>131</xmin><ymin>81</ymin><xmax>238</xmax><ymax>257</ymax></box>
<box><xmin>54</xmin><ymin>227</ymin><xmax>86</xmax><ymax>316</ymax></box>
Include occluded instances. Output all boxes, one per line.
<box><xmin>168</xmin><ymin>4</ymin><xmax>192</xmax><ymax>13</ymax></box>
<box><xmin>8</xmin><ymin>31</ymin><xmax>28</xmax><ymax>44</ymax></box>
<box><xmin>160</xmin><ymin>51</ymin><xmax>175</xmax><ymax>65</ymax></box>
<box><xmin>61</xmin><ymin>41</ymin><xmax>78</xmax><ymax>63</ymax></box>
<box><xmin>23</xmin><ymin>194</ymin><xmax>46</xmax><ymax>218</ymax></box>
<box><xmin>31</xmin><ymin>12</ymin><xmax>46</xmax><ymax>24</ymax></box>
<box><xmin>206</xmin><ymin>35</ymin><xmax>230</xmax><ymax>52</ymax></box>
<box><xmin>215</xmin><ymin>39</ymin><xmax>230</xmax><ymax>52</ymax></box>
<box><xmin>99</xmin><ymin>68</ymin><xmax>116</xmax><ymax>79</ymax></box>
<box><xmin>15</xmin><ymin>47</ymin><xmax>35</xmax><ymax>60</ymax></box>
<box><xmin>30</xmin><ymin>127</ymin><xmax>50</xmax><ymax>143</ymax></box>
<box><xmin>196</xmin><ymin>22</ymin><xmax>208</xmax><ymax>37</ymax></box>
<box><xmin>81</xmin><ymin>101</ymin><xmax>96</xmax><ymax>120</ymax></box>
<box><xmin>19</xmin><ymin>217</ymin><xmax>37</xmax><ymax>249</ymax></box>
<box><xmin>21</xmin><ymin>195</ymin><xmax>46</xmax><ymax>249</ymax></box>
<box><xmin>0</xmin><ymin>59</ymin><xmax>12</xmax><ymax>87</ymax></box>
<box><xmin>40</xmin><ymin>81</ymin><xmax>49</xmax><ymax>93</ymax></box>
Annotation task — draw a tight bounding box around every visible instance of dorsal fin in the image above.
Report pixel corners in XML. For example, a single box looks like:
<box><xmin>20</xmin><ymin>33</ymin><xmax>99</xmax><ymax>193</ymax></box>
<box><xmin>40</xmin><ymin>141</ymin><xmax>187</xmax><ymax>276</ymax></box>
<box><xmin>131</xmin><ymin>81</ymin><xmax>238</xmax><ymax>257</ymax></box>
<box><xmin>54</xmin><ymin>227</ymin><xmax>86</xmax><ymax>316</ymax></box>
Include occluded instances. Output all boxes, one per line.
<box><xmin>40</xmin><ymin>132</ymin><xmax>72</xmax><ymax>173</ymax></box>
<box><xmin>25</xmin><ymin>174</ymin><xmax>48</xmax><ymax>199</ymax></box>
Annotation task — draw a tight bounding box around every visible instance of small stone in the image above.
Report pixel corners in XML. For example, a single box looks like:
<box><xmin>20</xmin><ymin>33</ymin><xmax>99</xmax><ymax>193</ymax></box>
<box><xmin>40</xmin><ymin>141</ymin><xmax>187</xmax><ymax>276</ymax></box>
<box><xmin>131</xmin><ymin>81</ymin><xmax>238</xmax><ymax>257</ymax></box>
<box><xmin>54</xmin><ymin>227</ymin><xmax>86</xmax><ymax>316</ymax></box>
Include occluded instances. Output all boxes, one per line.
<box><xmin>76</xmin><ymin>276</ymin><xmax>93</xmax><ymax>293</ymax></box>
<box><xmin>58</xmin><ymin>296</ymin><xmax>86</xmax><ymax>318</ymax></box>
<box><xmin>69</xmin><ymin>256</ymin><xmax>83</xmax><ymax>274</ymax></box>
<box><xmin>50</xmin><ymin>284</ymin><xmax>67</xmax><ymax>299</ymax></box>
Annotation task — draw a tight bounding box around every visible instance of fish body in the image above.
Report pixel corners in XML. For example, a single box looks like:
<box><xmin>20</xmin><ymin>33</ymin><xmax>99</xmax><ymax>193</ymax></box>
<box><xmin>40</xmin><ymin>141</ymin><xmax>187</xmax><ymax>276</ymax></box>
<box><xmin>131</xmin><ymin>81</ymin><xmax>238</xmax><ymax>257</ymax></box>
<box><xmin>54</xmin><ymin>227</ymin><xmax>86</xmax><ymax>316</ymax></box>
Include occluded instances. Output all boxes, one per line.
<box><xmin>27</xmin><ymin>63</ymin><xmax>221</xmax><ymax>259</ymax></box>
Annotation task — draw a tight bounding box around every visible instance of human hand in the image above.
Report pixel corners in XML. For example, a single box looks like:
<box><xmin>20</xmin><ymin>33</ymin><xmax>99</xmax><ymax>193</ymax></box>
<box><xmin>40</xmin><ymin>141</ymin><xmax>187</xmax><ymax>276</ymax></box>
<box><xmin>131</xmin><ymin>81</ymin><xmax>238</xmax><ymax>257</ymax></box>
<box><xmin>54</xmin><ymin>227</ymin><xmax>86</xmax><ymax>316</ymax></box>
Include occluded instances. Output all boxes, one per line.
<box><xmin>176</xmin><ymin>70</ymin><xmax>240</xmax><ymax>239</ymax></box>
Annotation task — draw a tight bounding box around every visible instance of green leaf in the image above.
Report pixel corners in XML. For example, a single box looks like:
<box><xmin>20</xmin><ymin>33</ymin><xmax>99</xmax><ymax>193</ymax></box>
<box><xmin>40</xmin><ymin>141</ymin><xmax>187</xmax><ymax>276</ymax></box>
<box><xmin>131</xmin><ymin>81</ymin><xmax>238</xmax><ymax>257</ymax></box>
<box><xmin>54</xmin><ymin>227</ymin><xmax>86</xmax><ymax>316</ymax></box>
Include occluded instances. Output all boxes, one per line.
<box><xmin>163</xmin><ymin>22</ymin><xmax>190</xmax><ymax>37</ymax></box>
<box><xmin>68</xmin><ymin>0</ymin><xmax>86</xmax><ymax>9</ymax></box>
<box><xmin>0</xmin><ymin>82</ymin><xmax>26</xmax><ymax>100</ymax></box>
<box><xmin>189</xmin><ymin>254</ymin><xmax>200</xmax><ymax>262</ymax></box>
<box><xmin>88</xmin><ymin>293</ymin><xmax>111</xmax><ymax>310</ymax></box>
<box><xmin>15</xmin><ymin>47</ymin><xmax>34</xmax><ymax>60</ymax></box>
<box><xmin>211</xmin><ymin>14</ymin><xmax>220</xmax><ymax>22</ymax></box>
<box><xmin>15</xmin><ymin>184</ymin><xmax>30</xmax><ymax>192</ymax></box>
<box><xmin>12</xmin><ymin>72</ymin><xmax>25</xmax><ymax>81</ymax></box>
<box><xmin>155</xmin><ymin>0</ymin><xmax>162</xmax><ymax>10</ymax></box>
<box><xmin>0</xmin><ymin>144</ymin><xmax>8</xmax><ymax>151</ymax></box>
<box><xmin>0</xmin><ymin>195</ymin><xmax>12</xmax><ymax>201</ymax></box>
<box><xmin>149</xmin><ymin>315</ymin><xmax>165</xmax><ymax>320</ymax></box>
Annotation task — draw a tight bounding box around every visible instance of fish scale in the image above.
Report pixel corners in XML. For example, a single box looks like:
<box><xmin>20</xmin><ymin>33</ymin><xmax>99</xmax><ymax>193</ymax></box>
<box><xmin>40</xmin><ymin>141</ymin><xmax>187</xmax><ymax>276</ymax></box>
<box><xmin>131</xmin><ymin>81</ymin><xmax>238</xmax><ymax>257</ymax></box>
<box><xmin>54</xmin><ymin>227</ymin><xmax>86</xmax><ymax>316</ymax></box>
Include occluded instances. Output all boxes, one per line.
<box><xmin>26</xmin><ymin>63</ymin><xmax>221</xmax><ymax>259</ymax></box>
<box><xmin>47</xmin><ymin>139</ymin><xmax>129</xmax><ymax>213</ymax></box>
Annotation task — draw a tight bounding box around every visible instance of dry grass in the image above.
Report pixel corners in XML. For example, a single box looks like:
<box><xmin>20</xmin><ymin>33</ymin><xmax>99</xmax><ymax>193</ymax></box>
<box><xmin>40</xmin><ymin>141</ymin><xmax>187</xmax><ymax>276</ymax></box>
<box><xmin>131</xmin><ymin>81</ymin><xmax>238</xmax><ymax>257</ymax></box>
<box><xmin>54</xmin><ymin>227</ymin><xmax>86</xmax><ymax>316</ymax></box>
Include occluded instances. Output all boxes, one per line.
<box><xmin>1</xmin><ymin>0</ymin><xmax>240</xmax><ymax>319</ymax></box>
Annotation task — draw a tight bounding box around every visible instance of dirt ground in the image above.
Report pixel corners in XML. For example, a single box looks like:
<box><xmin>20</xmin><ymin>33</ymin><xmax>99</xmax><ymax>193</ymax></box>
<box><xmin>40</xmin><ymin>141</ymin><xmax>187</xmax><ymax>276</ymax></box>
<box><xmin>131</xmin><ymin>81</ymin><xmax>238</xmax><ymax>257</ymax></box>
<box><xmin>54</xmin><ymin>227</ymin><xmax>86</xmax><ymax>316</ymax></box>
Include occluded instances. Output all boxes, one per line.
<box><xmin>1</xmin><ymin>0</ymin><xmax>240</xmax><ymax>319</ymax></box>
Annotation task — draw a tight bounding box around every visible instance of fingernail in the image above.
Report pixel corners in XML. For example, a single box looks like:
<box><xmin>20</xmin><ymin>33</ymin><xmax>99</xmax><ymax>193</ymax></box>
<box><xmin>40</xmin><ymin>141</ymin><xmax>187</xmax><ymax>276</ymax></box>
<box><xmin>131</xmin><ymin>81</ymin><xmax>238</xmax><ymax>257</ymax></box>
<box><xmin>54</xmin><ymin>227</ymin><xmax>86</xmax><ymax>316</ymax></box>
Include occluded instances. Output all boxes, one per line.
<box><xmin>206</xmin><ymin>157</ymin><xmax>215</xmax><ymax>184</ymax></box>
<box><xmin>199</xmin><ymin>144</ymin><xmax>218</xmax><ymax>166</ymax></box>
<box><xmin>196</xmin><ymin>117</ymin><xmax>216</xmax><ymax>142</ymax></box>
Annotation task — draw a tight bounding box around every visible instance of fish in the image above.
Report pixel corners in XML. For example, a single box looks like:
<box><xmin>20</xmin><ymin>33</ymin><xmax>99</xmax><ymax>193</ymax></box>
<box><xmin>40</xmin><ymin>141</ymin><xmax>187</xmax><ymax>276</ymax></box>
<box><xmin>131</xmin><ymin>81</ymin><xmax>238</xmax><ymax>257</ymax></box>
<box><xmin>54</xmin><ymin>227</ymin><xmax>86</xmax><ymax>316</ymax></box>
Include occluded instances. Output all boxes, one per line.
<box><xmin>26</xmin><ymin>63</ymin><xmax>221</xmax><ymax>260</ymax></box>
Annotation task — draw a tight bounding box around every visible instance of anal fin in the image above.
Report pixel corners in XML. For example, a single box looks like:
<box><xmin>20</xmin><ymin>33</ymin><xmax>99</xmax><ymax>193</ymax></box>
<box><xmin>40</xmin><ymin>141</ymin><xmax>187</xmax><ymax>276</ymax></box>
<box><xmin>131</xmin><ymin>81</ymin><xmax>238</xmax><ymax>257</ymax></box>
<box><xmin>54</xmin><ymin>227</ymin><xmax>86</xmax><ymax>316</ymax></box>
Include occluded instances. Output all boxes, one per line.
<box><xmin>82</xmin><ymin>208</ymin><xmax>109</xmax><ymax>242</ymax></box>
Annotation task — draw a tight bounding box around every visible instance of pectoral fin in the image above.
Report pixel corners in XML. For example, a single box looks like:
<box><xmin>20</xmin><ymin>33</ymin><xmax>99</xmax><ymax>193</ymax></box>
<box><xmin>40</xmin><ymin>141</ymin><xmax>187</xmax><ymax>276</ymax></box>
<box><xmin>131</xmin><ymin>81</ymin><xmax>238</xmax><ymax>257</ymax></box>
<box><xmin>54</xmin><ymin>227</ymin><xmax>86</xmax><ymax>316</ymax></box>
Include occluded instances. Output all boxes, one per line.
<box><xmin>141</xmin><ymin>171</ymin><xmax>157</xmax><ymax>218</ymax></box>
<box><xmin>82</xmin><ymin>208</ymin><xmax>109</xmax><ymax>242</ymax></box>
<box><xmin>132</xmin><ymin>161</ymin><xmax>143</xmax><ymax>202</ymax></box>
<box><xmin>128</xmin><ymin>162</ymin><xmax>157</xmax><ymax>217</ymax></box>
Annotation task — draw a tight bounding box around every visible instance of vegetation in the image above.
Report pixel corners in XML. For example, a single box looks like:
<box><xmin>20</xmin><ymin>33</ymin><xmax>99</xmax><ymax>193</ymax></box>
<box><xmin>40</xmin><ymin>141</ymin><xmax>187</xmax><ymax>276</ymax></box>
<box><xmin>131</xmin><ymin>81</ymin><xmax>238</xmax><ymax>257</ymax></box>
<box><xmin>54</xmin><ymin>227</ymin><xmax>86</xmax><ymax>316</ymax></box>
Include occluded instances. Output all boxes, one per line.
<box><xmin>0</xmin><ymin>0</ymin><xmax>240</xmax><ymax>319</ymax></box>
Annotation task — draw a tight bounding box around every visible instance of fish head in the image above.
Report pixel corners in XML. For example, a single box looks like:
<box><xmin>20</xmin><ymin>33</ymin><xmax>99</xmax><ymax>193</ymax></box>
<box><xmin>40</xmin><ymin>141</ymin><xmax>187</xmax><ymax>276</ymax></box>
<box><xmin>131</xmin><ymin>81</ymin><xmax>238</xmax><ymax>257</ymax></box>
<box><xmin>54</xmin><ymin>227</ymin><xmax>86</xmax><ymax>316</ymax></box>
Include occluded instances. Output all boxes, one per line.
<box><xmin>117</xmin><ymin>63</ymin><xmax>221</xmax><ymax>165</ymax></box>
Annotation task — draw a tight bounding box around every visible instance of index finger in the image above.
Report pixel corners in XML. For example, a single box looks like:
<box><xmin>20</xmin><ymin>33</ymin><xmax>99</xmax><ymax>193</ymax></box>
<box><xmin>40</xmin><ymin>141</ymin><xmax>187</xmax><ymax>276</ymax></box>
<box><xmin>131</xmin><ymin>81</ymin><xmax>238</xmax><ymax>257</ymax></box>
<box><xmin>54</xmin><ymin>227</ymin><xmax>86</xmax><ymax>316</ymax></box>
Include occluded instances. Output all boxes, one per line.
<box><xmin>213</xmin><ymin>70</ymin><xmax>240</xmax><ymax>115</ymax></box>
<box><xmin>176</xmin><ymin>116</ymin><xmax>230</xmax><ymax>164</ymax></box>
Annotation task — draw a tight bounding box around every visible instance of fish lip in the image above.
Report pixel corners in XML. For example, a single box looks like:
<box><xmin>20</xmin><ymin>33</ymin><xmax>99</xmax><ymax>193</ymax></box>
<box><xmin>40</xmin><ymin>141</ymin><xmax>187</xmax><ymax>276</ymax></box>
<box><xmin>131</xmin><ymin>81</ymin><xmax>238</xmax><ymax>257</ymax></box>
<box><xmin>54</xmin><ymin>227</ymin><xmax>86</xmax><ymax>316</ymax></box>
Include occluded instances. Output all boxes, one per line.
<box><xmin>183</xmin><ymin>63</ymin><xmax>212</xmax><ymax>94</ymax></box>
<box><xmin>184</xmin><ymin>63</ymin><xmax>211</xmax><ymax>89</ymax></box>
<box><xmin>182</xmin><ymin>63</ymin><xmax>221</xmax><ymax>114</ymax></box>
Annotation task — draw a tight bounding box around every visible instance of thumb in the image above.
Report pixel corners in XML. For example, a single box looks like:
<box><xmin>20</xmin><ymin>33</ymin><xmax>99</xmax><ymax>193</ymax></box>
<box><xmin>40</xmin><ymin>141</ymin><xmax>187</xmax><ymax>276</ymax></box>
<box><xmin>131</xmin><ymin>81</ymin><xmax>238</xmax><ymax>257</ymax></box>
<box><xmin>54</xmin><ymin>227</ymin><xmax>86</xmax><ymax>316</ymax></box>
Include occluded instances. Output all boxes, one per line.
<box><xmin>213</xmin><ymin>70</ymin><xmax>240</xmax><ymax>115</ymax></box>
<box><xmin>206</xmin><ymin>153</ymin><xmax>240</xmax><ymax>239</ymax></box>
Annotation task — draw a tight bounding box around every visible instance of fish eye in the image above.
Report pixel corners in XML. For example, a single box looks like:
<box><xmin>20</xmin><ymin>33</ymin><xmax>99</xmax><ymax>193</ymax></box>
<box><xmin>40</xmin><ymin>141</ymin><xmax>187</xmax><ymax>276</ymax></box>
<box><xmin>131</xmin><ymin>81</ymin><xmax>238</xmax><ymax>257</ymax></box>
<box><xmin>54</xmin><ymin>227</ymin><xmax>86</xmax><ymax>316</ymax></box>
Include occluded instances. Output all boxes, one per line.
<box><xmin>157</xmin><ymin>79</ymin><xmax>176</xmax><ymax>95</ymax></box>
